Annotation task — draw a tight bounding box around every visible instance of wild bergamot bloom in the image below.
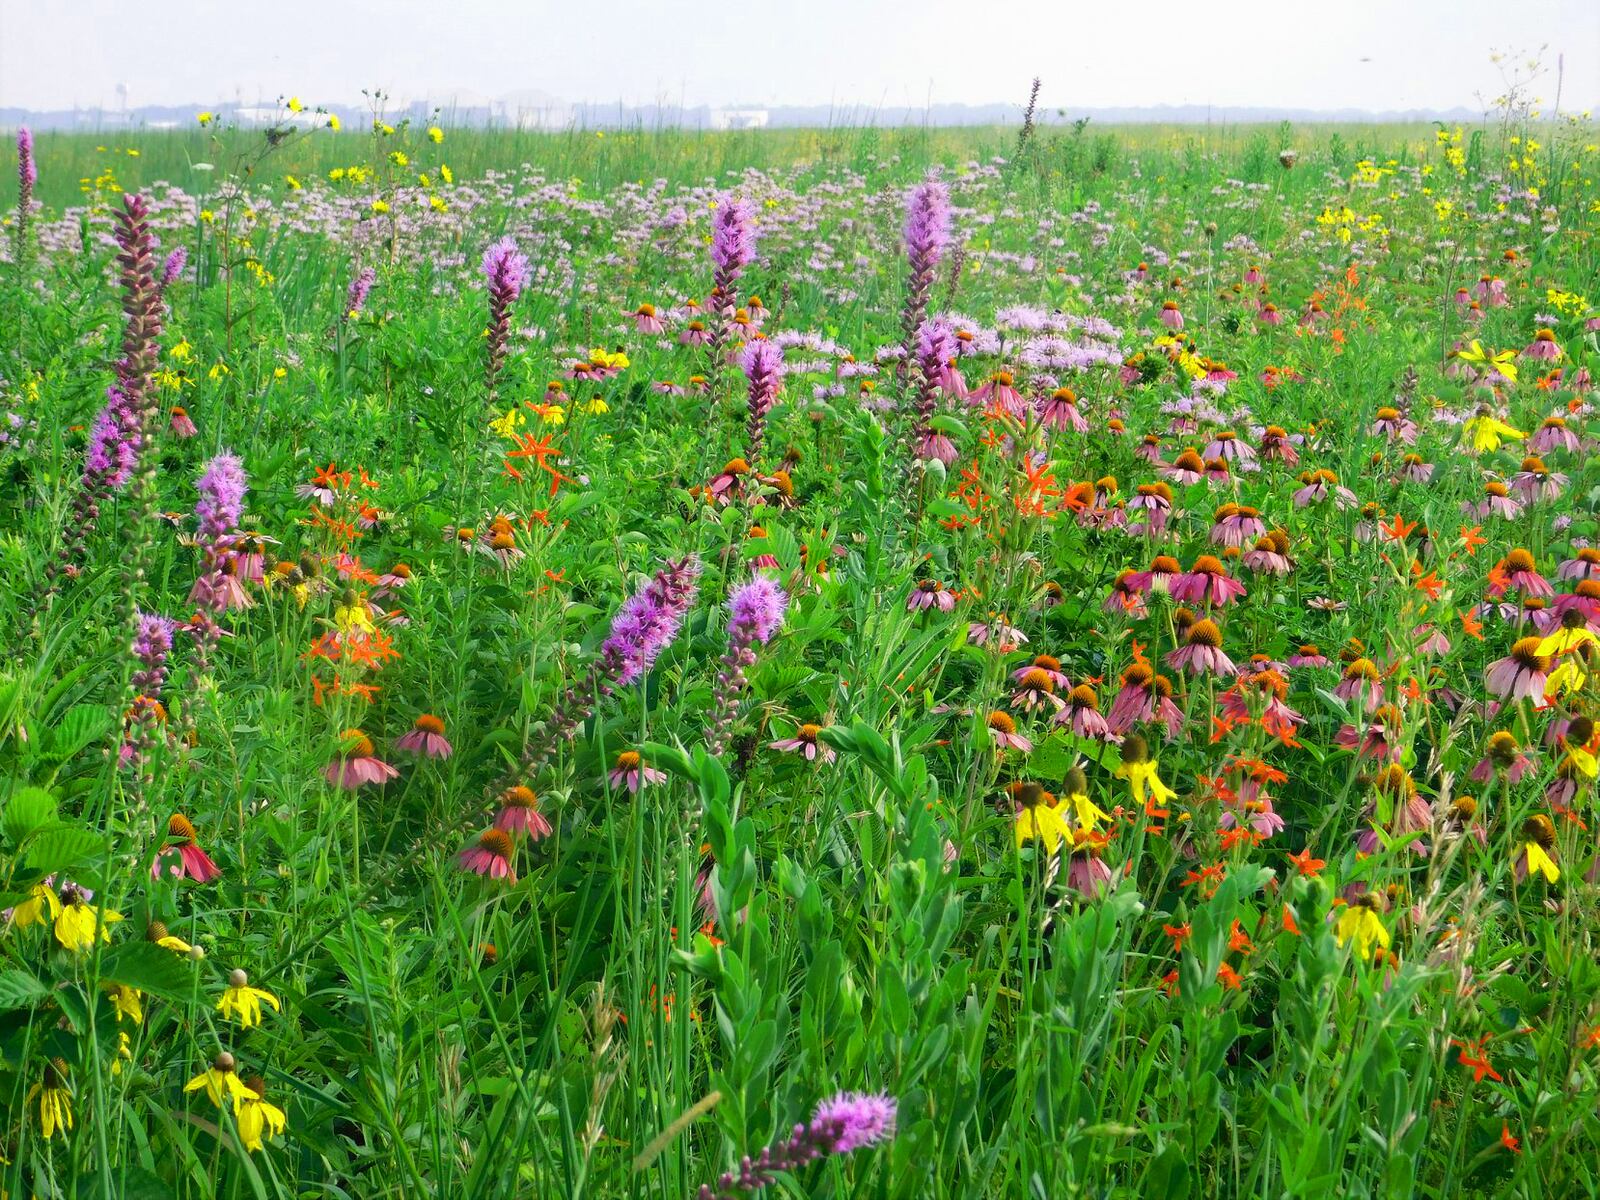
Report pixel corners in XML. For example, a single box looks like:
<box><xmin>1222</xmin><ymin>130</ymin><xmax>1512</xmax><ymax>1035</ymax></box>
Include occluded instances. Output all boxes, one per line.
<box><xmin>218</xmin><ymin>969</ymin><xmax>281</xmax><ymax>1029</ymax></box>
<box><xmin>186</xmin><ymin>1051</ymin><xmax>252</xmax><ymax>1110</ymax></box>
<box><xmin>29</xmin><ymin>1059</ymin><xmax>73</xmax><ymax>1139</ymax></box>
<box><xmin>54</xmin><ymin>886</ymin><xmax>122</xmax><ymax>952</ymax></box>
<box><xmin>238</xmin><ymin>1077</ymin><xmax>288</xmax><ymax>1152</ymax></box>
<box><xmin>1335</xmin><ymin>893</ymin><xmax>1391</xmax><ymax>959</ymax></box>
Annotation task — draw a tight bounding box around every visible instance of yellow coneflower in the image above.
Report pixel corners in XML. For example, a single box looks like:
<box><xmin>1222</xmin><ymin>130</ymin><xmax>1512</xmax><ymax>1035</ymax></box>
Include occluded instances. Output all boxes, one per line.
<box><xmin>237</xmin><ymin>1076</ymin><xmax>288</xmax><ymax>1152</ymax></box>
<box><xmin>1114</xmin><ymin>733</ymin><xmax>1177</xmax><ymax>806</ymax></box>
<box><xmin>147</xmin><ymin>920</ymin><xmax>194</xmax><ymax>954</ymax></box>
<box><xmin>217</xmin><ymin>969</ymin><xmax>281</xmax><ymax>1029</ymax></box>
<box><xmin>1520</xmin><ymin>814</ymin><xmax>1560</xmax><ymax>883</ymax></box>
<box><xmin>54</xmin><ymin>888</ymin><xmax>122</xmax><ymax>953</ymax></box>
<box><xmin>1010</xmin><ymin>782</ymin><xmax>1069</xmax><ymax>854</ymax></box>
<box><xmin>28</xmin><ymin>1059</ymin><xmax>73</xmax><ymax>1139</ymax></box>
<box><xmin>1335</xmin><ymin>893</ymin><xmax>1390</xmax><ymax>959</ymax></box>
<box><xmin>186</xmin><ymin>1051</ymin><xmax>252</xmax><ymax>1111</ymax></box>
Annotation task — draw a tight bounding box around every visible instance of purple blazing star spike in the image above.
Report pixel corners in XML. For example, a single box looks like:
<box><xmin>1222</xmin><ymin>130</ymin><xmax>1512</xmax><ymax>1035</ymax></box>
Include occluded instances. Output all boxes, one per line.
<box><xmin>130</xmin><ymin>612</ymin><xmax>178</xmax><ymax>697</ymax></box>
<box><xmin>194</xmin><ymin>452</ymin><xmax>247</xmax><ymax>540</ymax></box>
<box><xmin>160</xmin><ymin>246</ymin><xmax>188</xmax><ymax>291</ymax></box>
<box><xmin>728</xmin><ymin>576</ymin><xmax>787</xmax><ymax>645</ymax></box>
<box><xmin>708</xmin><ymin>577</ymin><xmax>788</xmax><ymax>758</ymax></box>
<box><xmin>600</xmin><ymin>556</ymin><xmax>703</xmax><ymax>687</ymax></box>
<box><xmin>740</xmin><ymin>339</ymin><xmax>784</xmax><ymax>463</ymax></box>
<box><xmin>17</xmin><ymin>127</ymin><xmax>36</xmax><ymax>188</ymax></box>
<box><xmin>710</xmin><ymin>196</ymin><xmax>757</xmax><ymax>281</ymax></box>
<box><xmin>694</xmin><ymin>1091</ymin><xmax>897</xmax><ymax>1199</ymax></box>
<box><xmin>910</xmin><ymin>318</ymin><xmax>958</xmax><ymax>463</ymax></box>
<box><xmin>482</xmin><ymin>236</ymin><xmax>530</xmax><ymax>300</ymax></box>
<box><xmin>901</xmin><ymin>179</ymin><xmax>951</xmax><ymax>345</ymax></box>
<box><xmin>346</xmin><ymin>266</ymin><xmax>376</xmax><ymax>318</ymax></box>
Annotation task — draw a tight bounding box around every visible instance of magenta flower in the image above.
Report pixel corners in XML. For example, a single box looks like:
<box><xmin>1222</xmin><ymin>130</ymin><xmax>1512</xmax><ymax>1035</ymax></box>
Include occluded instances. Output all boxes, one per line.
<box><xmin>457</xmin><ymin>829</ymin><xmax>516</xmax><ymax>882</ymax></box>
<box><xmin>150</xmin><ymin>814</ymin><xmax>221</xmax><ymax>883</ymax></box>
<box><xmin>695</xmin><ymin>1092</ymin><xmax>896</xmax><ymax>1199</ymax></box>
<box><xmin>740</xmin><ymin>339</ymin><xmax>784</xmax><ymax>463</ymax></box>
<box><xmin>323</xmin><ymin>730</ymin><xmax>399</xmax><ymax>790</ymax></box>
<box><xmin>493</xmin><ymin>786</ymin><xmax>553</xmax><ymax>839</ymax></box>
<box><xmin>769</xmin><ymin>723</ymin><xmax>837</xmax><ymax>763</ymax></box>
<box><xmin>607</xmin><ymin>749</ymin><xmax>667</xmax><ymax>794</ymax></box>
<box><xmin>395</xmin><ymin>714</ymin><xmax>453</xmax><ymax>759</ymax></box>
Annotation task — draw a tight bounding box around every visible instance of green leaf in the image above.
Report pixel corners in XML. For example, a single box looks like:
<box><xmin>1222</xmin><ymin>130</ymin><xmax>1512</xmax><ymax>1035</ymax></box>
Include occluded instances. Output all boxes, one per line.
<box><xmin>3</xmin><ymin>785</ymin><xmax>58</xmax><ymax>844</ymax></box>
<box><xmin>0</xmin><ymin>968</ymin><xmax>51</xmax><ymax>1010</ymax></box>
<box><xmin>24</xmin><ymin>826</ymin><xmax>107</xmax><ymax>875</ymax></box>
<box><xmin>40</xmin><ymin>704</ymin><xmax>113</xmax><ymax>763</ymax></box>
<box><xmin>100</xmin><ymin>943</ymin><xmax>198</xmax><ymax>1004</ymax></box>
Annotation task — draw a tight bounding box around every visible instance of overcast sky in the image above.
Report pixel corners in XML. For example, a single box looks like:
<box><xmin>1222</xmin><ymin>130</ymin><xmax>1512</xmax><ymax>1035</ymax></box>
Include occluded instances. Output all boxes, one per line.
<box><xmin>3</xmin><ymin>0</ymin><xmax>1597</xmax><ymax>114</ymax></box>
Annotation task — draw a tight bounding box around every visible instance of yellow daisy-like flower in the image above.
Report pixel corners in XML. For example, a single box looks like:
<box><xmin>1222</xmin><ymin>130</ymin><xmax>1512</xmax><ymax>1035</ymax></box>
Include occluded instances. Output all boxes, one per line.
<box><xmin>1463</xmin><ymin>413</ymin><xmax>1526</xmax><ymax>452</ymax></box>
<box><xmin>427</xmin><ymin>125</ymin><xmax>444</xmax><ymax>144</ymax></box>
<box><xmin>1015</xmin><ymin>797</ymin><xmax>1071</xmax><ymax>855</ymax></box>
<box><xmin>488</xmin><ymin>406</ymin><xmax>526</xmax><ymax>437</ymax></box>
<box><xmin>1456</xmin><ymin>341</ymin><xmax>1519</xmax><ymax>383</ymax></box>
<box><xmin>197</xmin><ymin>111</ymin><xmax>214</xmax><ymax>126</ymax></box>
<box><xmin>11</xmin><ymin>881</ymin><xmax>61</xmax><ymax>928</ymax></box>
<box><xmin>1334</xmin><ymin>897</ymin><xmax>1390</xmax><ymax>959</ymax></box>
<box><xmin>186</xmin><ymin>1052</ymin><xmax>252</xmax><ymax>1111</ymax></box>
<box><xmin>1115</xmin><ymin>759</ymin><xmax>1176</xmax><ymax>806</ymax></box>
<box><xmin>1524</xmin><ymin>841</ymin><xmax>1561</xmax><ymax>883</ymax></box>
<box><xmin>55</xmin><ymin>897</ymin><xmax>123</xmax><ymax>952</ymax></box>
<box><xmin>1536</xmin><ymin>625</ymin><xmax>1600</xmax><ymax>657</ymax></box>
<box><xmin>333</xmin><ymin>597</ymin><xmax>375</xmax><ymax>633</ymax></box>
<box><xmin>287</xmin><ymin>97</ymin><xmax>304</xmax><ymax>113</ymax></box>
<box><xmin>218</xmin><ymin>970</ymin><xmax>281</xmax><ymax>1029</ymax></box>
<box><xmin>237</xmin><ymin>1078</ymin><xmax>289</xmax><ymax>1152</ymax></box>
<box><xmin>28</xmin><ymin>1061</ymin><xmax>73</xmax><ymax>1139</ymax></box>
<box><xmin>1545</xmin><ymin>658</ymin><xmax>1588</xmax><ymax>698</ymax></box>
<box><xmin>328</xmin><ymin>114</ymin><xmax>341</xmax><ymax>131</ymax></box>
<box><xmin>107</xmin><ymin>984</ymin><xmax>144</xmax><ymax>1026</ymax></box>
<box><xmin>533</xmin><ymin>403</ymin><xmax>566</xmax><ymax>426</ymax></box>
<box><xmin>147</xmin><ymin>920</ymin><xmax>193</xmax><ymax>954</ymax></box>
<box><xmin>583</xmin><ymin>397</ymin><xmax>609</xmax><ymax>415</ymax></box>
<box><xmin>1067</xmin><ymin>790</ymin><xmax>1112</xmax><ymax>832</ymax></box>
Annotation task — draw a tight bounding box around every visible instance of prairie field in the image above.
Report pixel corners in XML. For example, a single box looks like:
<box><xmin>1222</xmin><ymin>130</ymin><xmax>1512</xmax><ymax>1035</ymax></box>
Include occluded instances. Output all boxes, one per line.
<box><xmin>2</xmin><ymin>105</ymin><xmax>1600</xmax><ymax>1199</ymax></box>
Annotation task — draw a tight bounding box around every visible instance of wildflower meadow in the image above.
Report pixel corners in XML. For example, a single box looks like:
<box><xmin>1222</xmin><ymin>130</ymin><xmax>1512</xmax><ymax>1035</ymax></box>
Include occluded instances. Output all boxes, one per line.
<box><xmin>3</xmin><ymin>93</ymin><xmax>1600</xmax><ymax>1198</ymax></box>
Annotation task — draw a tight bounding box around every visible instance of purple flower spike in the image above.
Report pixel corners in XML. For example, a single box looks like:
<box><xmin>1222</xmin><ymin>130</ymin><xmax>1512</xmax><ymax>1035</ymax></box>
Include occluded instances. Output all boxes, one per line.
<box><xmin>194</xmin><ymin>453</ymin><xmax>248</xmax><ymax>540</ymax></box>
<box><xmin>740</xmin><ymin>339</ymin><xmax>784</xmax><ymax>463</ymax></box>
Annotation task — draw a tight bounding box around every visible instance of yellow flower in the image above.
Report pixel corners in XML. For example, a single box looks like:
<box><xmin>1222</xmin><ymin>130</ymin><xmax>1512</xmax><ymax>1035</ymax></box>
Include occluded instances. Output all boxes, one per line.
<box><xmin>1334</xmin><ymin>899</ymin><xmax>1390</xmax><ymax>959</ymax></box>
<box><xmin>1462</xmin><ymin>413</ymin><xmax>1525</xmax><ymax>453</ymax></box>
<box><xmin>583</xmin><ymin>397</ymin><xmax>609</xmax><ymax>415</ymax></box>
<box><xmin>1537</xmin><ymin>625</ymin><xmax>1600</xmax><ymax>658</ymax></box>
<box><xmin>1067</xmin><ymin>790</ymin><xmax>1111</xmax><ymax>832</ymax></box>
<box><xmin>1524</xmin><ymin>841</ymin><xmax>1560</xmax><ymax>883</ymax></box>
<box><xmin>237</xmin><ymin>1079</ymin><xmax>288</xmax><ymax>1152</ymax></box>
<box><xmin>328</xmin><ymin>114</ymin><xmax>341</xmax><ymax>131</ymax></box>
<box><xmin>11</xmin><ymin>881</ymin><xmax>61</xmax><ymax>928</ymax></box>
<box><xmin>388</xmin><ymin>150</ymin><xmax>408</xmax><ymax>168</ymax></box>
<box><xmin>107</xmin><ymin>984</ymin><xmax>144</xmax><ymax>1025</ymax></box>
<box><xmin>197</xmin><ymin>111</ymin><xmax>214</xmax><ymax>126</ymax></box>
<box><xmin>427</xmin><ymin>126</ymin><xmax>444</xmax><ymax>144</ymax></box>
<box><xmin>28</xmin><ymin>1061</ymin><xmax>73</xmax><ymax>1139</ymax></box>
<box><xmin>171</xmin><ymin>339</ymin><xmax>193</xmax><ymax>363</ymax></box>
<box><xmin>148</xmin><ymin>921</ymin><xmax>193</xmax><ymax>954</ymax></box>
<box><xmin>218</xmin><ymin>970</ymin><xmax>281</xmax><ymax>1029</ymax></box>
<box><xmin>371</xmin><ymin>199</ymin><xmax>390</xmax><ymax>215</ymax></box>
<box><xmin>429</xmin><ymin>194</ymin><xmax>448</xmax><ymax>214</ymax></box>
<box><xmin>1456</xmin><ymin>341</ymin><xmax>1519</xmax><ymax>384</ymax></box>
<box><xmin>286</xmin><ymin>175</ymin><xmax>302</xmax><ymax>191</ymax></box>
<box><xmin>440</xmin><ymin>164</ymin><xmax>453</xmax><ymax>185</ymax></box>
<box><xmin>112</xmin><ymin>1030</ymin><xmax>133</xmax><ymax>1076</ymax></box>
<box><xmin>287</xmin><ymin>97</ymin><xmax>304</xmax><ymax>113</ymax></box>
<box><xmin>186</xmin><ymin>1053</ymin><xmax>252</xmax><ymax>1111</ymax></box>
<box><xmin>1015</xmin><ymin>798</ymin><xmax>1071</xmax><ymax>855</ymax></box>
<box><xmin>1545</xmin><ymin>658</ymin><xmax>1588</xmax><ymax>698</ymax></box>
<box><xmin>533</xmin><ymin>403</ymin><xmax>566</xmax><ymax>426</ymax></box>
<box><xmin>488</xmin><ymin>406</ymin><xmax>526</xmax><ymax>437</ymax></box>
<box><xmin>55</xmin><ymin>897</ymin><xmax>122</xmax><ymax>952</ymax></box>
<box><xmin>1115</xmin><ymin>759</ymin><xmax>1176</xmax><ymax>806</ymax></box>
<box><xmin>333</xmin><ymin>597</ymin><xmax>375</xmax><ymax>633</ymax></box>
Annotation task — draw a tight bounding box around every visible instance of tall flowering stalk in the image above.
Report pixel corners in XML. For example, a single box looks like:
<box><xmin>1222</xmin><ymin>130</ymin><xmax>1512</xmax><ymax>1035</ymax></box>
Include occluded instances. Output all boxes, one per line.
<box><xmin>159</xmin><ymin>246</ymin><xmax>188</xmax><ymax>295</ymax></box>
<box><xmin>517</xmin><ymin>556</ymin><xmax>701</xmax><ymax>777</ymax></box>
<box><xmin>911</xmin><ymin>318</ymin><xmax>958</xmax><ymax>464</ymax></box>
<box><xmin>708</xmin><ymin>196</ymin><xmax>757</xmax><ymax>366</ymax></box>
<box><xmin>112</xmin><ymin>194</ymin><xmax>167</xmax><ymax>633</ymax></box>
<box><xmin>346</xmin><ymin>266</ymin><xmax>376</xmax><ymax>320</ymax></box>
<box><xmin>707</xmin><ymin>577</ymin><xmax>788</xmax><ymax>758</ymax></box>
<box><xmin>482</xmin><ymin>237</ymin><xmax>529</xmax><ymax>400</ymax></box>
<box><xmin>695</xmin><ymin>1092</ymin><xmax>896</xmax><ymax>1200</ymax></box>
<box><xmin>186</xmin><ymin>453</ymin><xmax>249</xmax><ymax>698</ymax></box>
<box><xmin>740</xmin><ymin>340</ymin><xmax>784</xmax><ymax>465</ymax></box>
<box><xmin>901</xmin><ymin>180</ymin><xmax>951</xmax><ymax>348</ymax></box>
<box><xmin>122</xmin><ymin>613</ymin><xmax>178</xmax><ymax>795</ymax></box>
<box><xmin>14</xmin><ymin>127</ymin><xmax>36</xmax><ymax>266</ymax></box>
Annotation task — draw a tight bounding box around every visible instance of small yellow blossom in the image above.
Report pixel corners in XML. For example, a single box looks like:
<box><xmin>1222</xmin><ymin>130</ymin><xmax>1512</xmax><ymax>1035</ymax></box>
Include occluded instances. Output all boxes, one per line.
<box><xmin>218</xmin><ymin>970</ymin><xmax>281</xmax><ymax>1029</ymax></box>
<box><xmin>186</xmin><ymin>1052</ymin><xmax>252</xmax><ymax>1110</ymax></box>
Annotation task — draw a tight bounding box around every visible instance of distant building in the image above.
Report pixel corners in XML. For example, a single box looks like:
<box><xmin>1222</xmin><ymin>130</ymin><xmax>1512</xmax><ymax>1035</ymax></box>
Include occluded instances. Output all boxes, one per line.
<box><xmin>232</xmin><ymin>107</ymin><xmax>321</xmax><ymax>129</ymax></box>
<box><xmin>491</xmin><ymin>90</ymin><xmax>573</xmax><ymax>130</ymax></box>
<box><xmin>709</xmin><ymin>108</ymin><xmax>769</xmax><ymax>131</ymax></box>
